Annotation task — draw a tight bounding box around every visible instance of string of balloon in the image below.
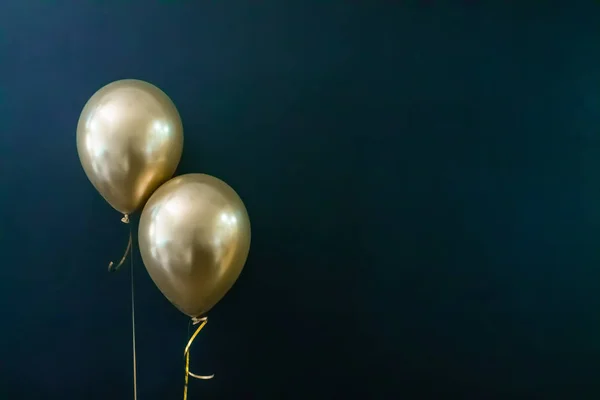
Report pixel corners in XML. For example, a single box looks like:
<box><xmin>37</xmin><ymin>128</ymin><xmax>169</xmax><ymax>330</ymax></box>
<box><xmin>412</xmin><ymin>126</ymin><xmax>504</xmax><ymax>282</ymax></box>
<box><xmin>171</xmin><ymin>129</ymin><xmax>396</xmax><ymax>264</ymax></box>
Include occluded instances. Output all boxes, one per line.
<box><xmin>77</xmin><ymin>79</ymin><xmax>251</xmax><ymax>399</ymax></box>
<box><xmin>107</xmin><ymin>219</ymin><xmax>136</xmax><ymax>398</ymax></box>
<box><xmin>130</xmin><ymin>224</ymin><xmax>138</xmax><ymax>400</ymax></box>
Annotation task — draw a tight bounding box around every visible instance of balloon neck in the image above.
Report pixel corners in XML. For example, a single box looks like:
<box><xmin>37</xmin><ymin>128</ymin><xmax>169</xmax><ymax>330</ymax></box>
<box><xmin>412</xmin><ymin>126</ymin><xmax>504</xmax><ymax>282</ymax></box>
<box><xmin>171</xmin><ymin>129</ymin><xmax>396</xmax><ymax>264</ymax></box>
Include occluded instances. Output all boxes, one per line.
<box><xmin>121</xmin><ymin>214</ymin><xmax>130</xmax><ymax>224</ymax></box>
<box><xmin>191</xmin><ymin>316</ymin><xmax>207</xmax><ymax>325</ymax></box>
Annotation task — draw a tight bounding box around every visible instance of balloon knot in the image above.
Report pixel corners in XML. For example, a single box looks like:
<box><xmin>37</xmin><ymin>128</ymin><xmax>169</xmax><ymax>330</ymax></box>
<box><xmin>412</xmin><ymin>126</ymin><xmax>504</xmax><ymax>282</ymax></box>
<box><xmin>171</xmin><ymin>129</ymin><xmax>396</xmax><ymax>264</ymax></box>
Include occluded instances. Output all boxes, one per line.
<box><xmin>121</xmin><ymin>214</ymin><xmax>130</xmax><ymax>224</ymax></box>
<box><xmin>192</xmin><ymin>316</ymin><xmax>207</xmax><ymax>325</ymax></box>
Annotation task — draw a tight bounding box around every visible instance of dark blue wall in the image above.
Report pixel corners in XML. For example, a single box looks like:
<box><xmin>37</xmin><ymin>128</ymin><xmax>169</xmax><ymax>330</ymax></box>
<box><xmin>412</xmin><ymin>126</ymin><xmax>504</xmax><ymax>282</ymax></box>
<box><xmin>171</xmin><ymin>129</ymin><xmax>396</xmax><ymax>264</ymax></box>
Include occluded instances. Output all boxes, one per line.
<box><xmin>1</xmin><ymin>1</ymin><xmax>600</xmax><ymax>398</ymax></box>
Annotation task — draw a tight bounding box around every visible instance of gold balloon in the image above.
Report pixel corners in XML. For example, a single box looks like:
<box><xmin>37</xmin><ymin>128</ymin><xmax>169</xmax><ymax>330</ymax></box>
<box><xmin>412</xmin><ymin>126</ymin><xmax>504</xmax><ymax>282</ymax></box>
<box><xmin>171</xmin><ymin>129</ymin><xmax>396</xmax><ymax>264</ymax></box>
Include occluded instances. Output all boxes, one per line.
<box><xmin>138</xmin><ymin>174</ymin><xmax>251</xmax><ymax>318</ymax></box>
<box><xmin>76</xmin><ymin>79</ymin><xmax>184</xmax><ymax>215</ymax></box>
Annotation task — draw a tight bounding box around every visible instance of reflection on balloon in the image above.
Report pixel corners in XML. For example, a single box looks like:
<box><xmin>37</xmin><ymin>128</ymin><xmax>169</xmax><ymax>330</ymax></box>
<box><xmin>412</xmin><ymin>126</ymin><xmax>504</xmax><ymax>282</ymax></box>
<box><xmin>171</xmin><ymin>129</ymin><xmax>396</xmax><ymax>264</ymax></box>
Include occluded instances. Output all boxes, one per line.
<box><xmin>76</xmin><ymin>79</ymin><xmax>184</xmax><ymax>216</ymax></box>
<box><xmin>138</xmin><ymin>173</ymin><xmax>251</xmax><ymax>318</ymax></box>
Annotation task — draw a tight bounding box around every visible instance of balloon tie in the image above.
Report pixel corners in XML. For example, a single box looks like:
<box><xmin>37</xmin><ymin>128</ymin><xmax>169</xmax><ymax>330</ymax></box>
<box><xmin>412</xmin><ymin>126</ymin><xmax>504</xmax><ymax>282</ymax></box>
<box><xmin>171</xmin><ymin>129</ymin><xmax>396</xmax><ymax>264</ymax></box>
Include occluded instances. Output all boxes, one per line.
<box><xmin>108</xmin><ymin>214</ymin><xmax>132</xmax><ymax>272</ymax></box>
<box><xmin>183</xmin><ymin>316</ymin><xmax>214</xmax><ymax>400</ymax></box>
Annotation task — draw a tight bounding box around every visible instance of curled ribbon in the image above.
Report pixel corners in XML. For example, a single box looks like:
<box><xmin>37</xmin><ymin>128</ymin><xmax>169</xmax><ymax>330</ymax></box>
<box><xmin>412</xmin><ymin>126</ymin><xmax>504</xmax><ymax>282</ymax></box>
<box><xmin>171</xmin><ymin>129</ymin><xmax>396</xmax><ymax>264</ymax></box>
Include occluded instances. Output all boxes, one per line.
<box><xmin>183</xmin><ymin>316</ymin><xmax>214</xmax><ymax>400</ymax></box>
<box><xmin>108</xmin><ymin>214</ymin><xmax>132</xmax><ymax>273</ymax></box>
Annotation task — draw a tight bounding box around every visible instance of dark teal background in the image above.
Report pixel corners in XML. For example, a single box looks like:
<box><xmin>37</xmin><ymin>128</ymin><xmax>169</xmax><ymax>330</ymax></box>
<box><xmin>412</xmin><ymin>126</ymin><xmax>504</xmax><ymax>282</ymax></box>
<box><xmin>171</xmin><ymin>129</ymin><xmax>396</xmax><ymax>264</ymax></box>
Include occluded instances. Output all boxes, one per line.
<box><xmin>1</xmin><ymin>1</ymin><xmax>600</xmax><ymax>398</ymax></box>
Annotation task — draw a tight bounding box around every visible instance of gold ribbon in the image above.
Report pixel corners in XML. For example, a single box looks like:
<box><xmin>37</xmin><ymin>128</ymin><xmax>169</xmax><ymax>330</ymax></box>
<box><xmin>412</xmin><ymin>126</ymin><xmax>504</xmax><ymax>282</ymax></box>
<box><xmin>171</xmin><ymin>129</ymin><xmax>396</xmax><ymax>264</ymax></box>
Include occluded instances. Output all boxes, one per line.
<box><xmin>183</xmin><ymin>316</ymin><xmax>214</xmax><ymax>400</ymax></box>
<box><xmin>108</xmin><ymin>214</ymin><xmax>132</xmax><ymax>273</ymax></box>
<box><xmin>105</xmin><ymin>213</ymin><xmax>138</xmax><ymax>400</ymax></box>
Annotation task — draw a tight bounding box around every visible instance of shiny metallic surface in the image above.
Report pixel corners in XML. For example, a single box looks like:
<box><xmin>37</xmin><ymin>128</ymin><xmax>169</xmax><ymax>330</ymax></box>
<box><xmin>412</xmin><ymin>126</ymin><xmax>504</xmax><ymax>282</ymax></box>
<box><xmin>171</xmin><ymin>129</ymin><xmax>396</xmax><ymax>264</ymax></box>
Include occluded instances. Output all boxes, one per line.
<box><xmin>138</xmin><ymin>174</ymin><xmax>251</xmax><ymax>318</ymax></box>
<box><xmin>76</xmin><ymin>79</ymin><xmax>184</xmax><ymax>215</ymax></box>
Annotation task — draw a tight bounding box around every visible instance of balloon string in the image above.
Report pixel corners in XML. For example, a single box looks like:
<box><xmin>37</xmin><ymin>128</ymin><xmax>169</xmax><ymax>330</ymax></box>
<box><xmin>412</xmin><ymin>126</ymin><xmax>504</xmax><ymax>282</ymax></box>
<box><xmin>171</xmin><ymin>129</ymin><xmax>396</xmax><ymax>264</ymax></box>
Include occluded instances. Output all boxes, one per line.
<box><xmin>130</xmin><ymin>223</ymin><xmax>138</xmax><ymax>400</ymax></box>
<box><xmin>106</xmin><ymin>214</ymin><xmax>138</xmax><ymax>399</ymax></box>
<box><xmin>108</xmin><ymin>214</ymin><xmax>132</xmax><ymax>273</ymax></box>
<box><xmin>183</xmin><ymin>316</ymin><xmax>214</xmax><ymax>400</ymax></box>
